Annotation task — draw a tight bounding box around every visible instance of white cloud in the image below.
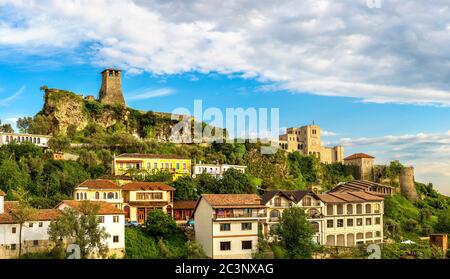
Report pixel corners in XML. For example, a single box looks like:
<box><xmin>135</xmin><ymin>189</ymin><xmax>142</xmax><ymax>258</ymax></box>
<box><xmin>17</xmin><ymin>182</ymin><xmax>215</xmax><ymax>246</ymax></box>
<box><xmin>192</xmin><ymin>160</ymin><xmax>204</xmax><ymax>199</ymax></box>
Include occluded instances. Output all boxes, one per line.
<box><xmin>127</xmin><ymin>88</ymin><xmax>175</xmax><ymax>101</ymax></box>
<box><xmin>1</xmin><ymin>1</ymin><xmax>450</xmax><ymax>104</ymax></box>
<box><xmin>322</xmin><ymin>130</ymin><xmax>338</xmax><ymax>136</ymax></box>
<box><xmin>334</xmin><ymin>131</ymin><xmax>450</xmax><ymax>195</ymax></box>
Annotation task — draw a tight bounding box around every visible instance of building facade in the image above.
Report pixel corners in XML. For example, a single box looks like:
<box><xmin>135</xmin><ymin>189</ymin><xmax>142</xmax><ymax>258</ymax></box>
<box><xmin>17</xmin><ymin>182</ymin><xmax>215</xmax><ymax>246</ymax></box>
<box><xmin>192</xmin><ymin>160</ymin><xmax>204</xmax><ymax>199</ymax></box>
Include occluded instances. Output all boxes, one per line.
<box><xmin>173</xmin><ymin>200</ymin><xmax>196</xmax><ymax>224</ymax></box>
<box><xmin>192</xmin><ymin>163</ymin><xmax>247</xmax><ymax>178</ymax></box>
<box><xmin>112</xmin><ymin>153</ymin><xmax>191</xmax><ymax>180</ymax></box>
<box><xmin>73</xmin><ymin>180</ymin><xmax>123</xmax><ymax>209</ymax></box>
<box><xmin>344</xmin><ymin>153</ymin><xmax>375</xmax><ymax>180</ymax></box>
<box><xmin>56</xmin><ymin>200</ymin><xmax>125</xmax><ymax>258</ymax></box>
<box><xmin>0</xmin><ymin>132</ymin><xmax>51</xmax><ymax>148</ymax></box>
<box><xmin>193</xmin><ymin>194</ymin><xmax>267</xmax><ymax>259</ymax></box>
<box><xmin>121</xmin><ymin>182</ymin><xmax>175</xmax><ymax>224</ymax></box>
<box><xmin>279</xmin><ymin>125</ymin><xmax>344</xmax><ymax>163</ymax></box>
<box><xmin>329</xmin><ymin>180</ymin><xmax>394</xmax><ymax>197</ymax></box>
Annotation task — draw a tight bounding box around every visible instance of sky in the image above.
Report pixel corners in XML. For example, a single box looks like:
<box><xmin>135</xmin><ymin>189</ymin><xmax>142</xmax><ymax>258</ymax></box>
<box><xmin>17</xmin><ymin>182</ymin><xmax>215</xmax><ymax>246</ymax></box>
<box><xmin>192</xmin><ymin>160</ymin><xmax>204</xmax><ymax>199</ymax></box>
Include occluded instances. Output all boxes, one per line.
<box><xmin>0</xmin><ymin>0</ymin><xmax>449</xmax><ymax>194</ymax></box>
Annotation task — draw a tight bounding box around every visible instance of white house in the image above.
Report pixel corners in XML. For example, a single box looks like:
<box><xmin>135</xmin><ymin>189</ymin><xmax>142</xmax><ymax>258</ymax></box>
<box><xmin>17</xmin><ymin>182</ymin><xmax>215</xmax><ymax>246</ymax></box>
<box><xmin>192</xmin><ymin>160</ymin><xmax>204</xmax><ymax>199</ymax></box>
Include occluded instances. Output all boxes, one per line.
<box><xmin>0</xmin><ymin>132</ymin><xmax>51</xmax><ymax>148</ymax></box>
<box><xmin>192</xmin><ymin>163</ymin><xmax>247</xmax><ymax>178</ymax></box>
<box><xmin>192</xmin><ymin>194</ymin><xmax>266</xmax><ymax>259</ymax></box>
<box><xmin>56</xmin><ymin>200</ymin><xmax>125</xmax><ymax>258</ymax></box>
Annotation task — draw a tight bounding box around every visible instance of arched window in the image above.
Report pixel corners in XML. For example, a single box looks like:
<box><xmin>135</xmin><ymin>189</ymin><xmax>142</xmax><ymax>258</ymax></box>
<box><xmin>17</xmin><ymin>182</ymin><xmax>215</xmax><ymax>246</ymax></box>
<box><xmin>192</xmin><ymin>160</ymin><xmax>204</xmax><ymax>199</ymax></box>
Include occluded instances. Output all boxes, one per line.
<box><xmin>308</xmin><ymin>208</ymin><xmax>320</xmax><ymax>218</ymax></box>
<box><xmin>274</xmin><ymin>198</ymin><xmax>281</xmax><ymax>207</ymax></box>
<box><xmin>366</xmin><ymin>232</ymin><xmax>373</xmax><ymax>239</ymax></box>
<box><xmin>107</xmin><ymin>192</ymin><xmax>115</xmax><ymax>199</ymax></box>
<box><xmin>347</xmin><ymin>204</ymin><xmax>353</xmax><ymax>214</ymax></box>
<box><xmin>103</xmin><ymin>193</ymin><xmax>107</xmax><ymax>199</ymax></box>
<box><xmin>311</xmin><ymin>222</ymin><xmax>320</xmax><ymax>233</ymax></box>
<box><xmin>356</xmin><ymin>204</ymin><xmax>363</xmax><ymax>214</ymax></box>
<box><xmin>270</xmin><ymin>210</ymin><xmax>281</xmax><ymax>218</ymax></box>
<box><xmin>303</xmin><ymin>197</ymin><xmax>312</xmax><ymax>206</ymax></box>
<box><xmin>115</xmin><ymin>192</ymin><xmax>118</xmax><ymax>199</ymax></box>
<box><xmin>84</xmin><ymin>193</ymin><xmax>87</xmax><ymax>200</ymax></box>
<box><xmin>327</xmin><ymin>205</ymin><xmax>334</xmax><ymax>215</ymax></box>
<box><xmin>365</xmin><ymin>204</ymin><xmax>372</xmax><ymax>214</ymax></box>
<box><xmin>95</xmin><ymin>192</ymin><xmax>100</xmax><ymax>199</ymax></box>
<box><xmin>356</xmin><ymin>233</ymin><xmax>364</xmax><ymax>240</ymax></box>
<box><xmin>76</xmin><ymin>193</ymin><xmax>80</xmax><ymax>200</ymax></box>
<box><xmin>336</xmin><ymin>204</ymin><xmax>343</xmax><ymax>215</ymax></box>
<box><xmin>326</xmin><ymin>235</ymin><xmax>335</xmax><ymax>246</ymax></box>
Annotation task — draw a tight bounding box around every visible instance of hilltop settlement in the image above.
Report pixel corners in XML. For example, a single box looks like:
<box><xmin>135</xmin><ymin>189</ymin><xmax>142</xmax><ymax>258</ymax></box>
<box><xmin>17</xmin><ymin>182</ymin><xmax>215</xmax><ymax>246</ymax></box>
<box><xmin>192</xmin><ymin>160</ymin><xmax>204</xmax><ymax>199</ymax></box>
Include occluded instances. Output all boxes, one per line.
<box><xmin>0</xmin><ymin>69</ymin><xmax>449</xmax><ymax>259</ymax></box>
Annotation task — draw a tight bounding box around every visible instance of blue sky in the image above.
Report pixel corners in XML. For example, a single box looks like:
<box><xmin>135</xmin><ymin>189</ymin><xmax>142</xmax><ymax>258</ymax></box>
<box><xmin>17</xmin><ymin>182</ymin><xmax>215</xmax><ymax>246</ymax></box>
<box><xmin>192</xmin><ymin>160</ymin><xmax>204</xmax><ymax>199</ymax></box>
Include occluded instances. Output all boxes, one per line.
<box><xmin>0</xmin><ymin>0</ymin><xmax>449</xmax><ymax>194</ymax></box>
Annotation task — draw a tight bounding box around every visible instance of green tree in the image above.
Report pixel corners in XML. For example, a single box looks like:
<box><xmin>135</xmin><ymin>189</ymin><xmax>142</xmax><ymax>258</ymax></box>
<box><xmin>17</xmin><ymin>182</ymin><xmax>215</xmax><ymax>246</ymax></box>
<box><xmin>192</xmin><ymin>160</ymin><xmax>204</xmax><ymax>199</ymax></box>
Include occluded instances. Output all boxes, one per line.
<box><xmin>185</xmin><ymin>240</ymin><xmax>207</xmax><ymax>259</ymax></box>
<box><xmin>219</xmin><ymin>168</ymin><xmax>256</xmax><ymax>194</ymax></box>
<box><xmin>275</xmin><ymin>207</ymin><xmax>316</xmax><ymax>259</ymax></box>
<box><xmin>171</xmin><ymin>176</ymin><xmax>199</xmax><ymax>200</ymax></box>
<box><xmin>11</xmin><ymin>187</ymin><xmax>37</xmax><ymax>259</ymax></box>
<box><xmin>0</xmin><ymin>120</ymin><xmax>14</xmax><ymax>133</ymax></box>
<box><xmin>0</xmin><ymin>159</ymin><xmax>30</xmax><ymax>193</ymax></box>
<box><xmin>17</xmin><ymin>117</ymin><xmax>33</xmax><ymax>133</ymax></box>
<box><xmin>434</xmin><ymin>209</ymin><xmax>450</xmax><ymax>234</ymax></box>
<box><xmin>48</xmin><ymin>201</ymin><xmax>110</xmax><ymax>259</ymax></box>
<box><xmin>29</xmin><ymin>115</ymin><xmax>52</xmax><ymax>135</ymax></box>
<box><xmin>144</xmin><ymin>209</ymin><xmax>177</xmax><ymax>238</ymax></box>
<box><xmin>48</xmin><ymin>136</ymin><xmax>71</xmax><ymax>152</ymax></box>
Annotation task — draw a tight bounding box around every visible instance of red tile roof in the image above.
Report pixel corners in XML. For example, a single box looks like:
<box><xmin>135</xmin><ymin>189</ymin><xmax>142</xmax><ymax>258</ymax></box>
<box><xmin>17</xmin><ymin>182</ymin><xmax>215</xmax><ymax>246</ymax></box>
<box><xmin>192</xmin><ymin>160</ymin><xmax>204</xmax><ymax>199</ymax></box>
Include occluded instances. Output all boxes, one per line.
<box><xmin>201</xmin><ymin>194</ymin><xmax>265</xmax><ymax>208</ymax></box>
<box><xmin>317</xmin><ymin>191</ymin><xmax>383</xmax><ymax>204</ymax></box>
<box><xmin>57</xmin><ymin>200</ymin><xmax>124</xmax><ymax>215</ymax></box>
<box><xmin>116</xmin><ymin>153</ymin><xmax>190</xmax><ymax>160</ymax></box>
<box><xmin>0</xmin><ymin>202</ymin><xmax>61</xmax><ymax>224</ymax></box>
<box><xmin>122</xmin><ymin>182</ymin><xmax>175</xmax><ymax>191</ymax></box>
<box><xmin>174</xmin><ymin>200</ymin><xmax>197</xmax><ymax>210</ymax></box>
<box><xmin>344</xmin><ymin>153</ymin><xmax>375</xmax><ymax>160</ymax></box>
<box><xmin>77</xmin><ymin>179</ymin><xmax>120</xmax><ymax>189</ymax></box>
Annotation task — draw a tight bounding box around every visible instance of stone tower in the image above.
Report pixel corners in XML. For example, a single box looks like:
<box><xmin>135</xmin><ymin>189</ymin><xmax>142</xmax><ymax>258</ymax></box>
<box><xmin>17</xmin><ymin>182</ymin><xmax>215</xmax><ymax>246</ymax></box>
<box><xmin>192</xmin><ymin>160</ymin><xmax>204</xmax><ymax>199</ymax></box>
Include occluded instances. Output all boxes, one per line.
<box><xmin>400</xmin><ymin>166</ymin><xmax>418</xmax><ymax>202</ymax></box>
<box><xmin>98</xmin><ymin>69</ymin><xmax>126</xmax><ymax>106</ymax></box>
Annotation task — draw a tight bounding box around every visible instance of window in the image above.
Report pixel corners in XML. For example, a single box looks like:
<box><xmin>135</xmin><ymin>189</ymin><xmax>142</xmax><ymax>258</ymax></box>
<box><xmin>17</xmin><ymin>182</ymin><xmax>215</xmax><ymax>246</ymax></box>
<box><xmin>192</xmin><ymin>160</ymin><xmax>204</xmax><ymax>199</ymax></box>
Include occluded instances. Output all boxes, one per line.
<box><xmin>154</xmin><ymin>163</ymin><xmax>158</xmax><ymax>169</ymax></box>
<box><xmin>336</xmin><ymin>204</ymin><xmax>343</xmax><ymax>215</ymax></box>
<box><xmin>242</xmin><ymin>241</ymin><xmax>252</xmax><ymax>250</ymax></box>
<box><xmin>274</xmin><ymin>197</ymin><xmax>281</xmax><ymax>207</ymax></box>
<box><xmin>33</xmin><ymin>240</ymin><xmax>39</xmax><ymax>246</ymax></box>
<box><xmin>220</xmin><ymin>223</ymin><xmax>231</xmax><ymax>231</ymax></box>
<box><xmin>374</xmin><ymin>204</ymin><xmax>381</xmax><ymax>213</ymax></box>
<box><xmin>366</xmin><ymin>218</ymin><xmax>372</xmax><ymax>226</ymax></box>
<box><xmin>39</xmin><ymin>222</ymin><xmax>43</xmax><ymax>228</ymax></box>
<box><xmin>356</xmin><ymin>204</ymin><xmax>363</xmax><ymax>214</ymax></box>
<box><xmin>376</xmin><ymin>231</ymin><xmax>381</xmax><ymax>237</ymax></box>
<box><xmin>347</xmin><ymin>204</ymin><xmax>353</xmax><ymax>215</ymax></box>
<box><xmin>303</xmin><ymin>197</ymin><xmax>312</xmax><ymax>206</ymax></box>
<box><xmin>147</xmin><ymin>162</ymin><xmax>151</xmax><ymax>169</ymax></box>
<box><xmin>98</xmin><ymin>216</ymin><xmax>105</xmax><ymax>223</ymax></box>
<box><xmin>95</xmin><ymin>192</ymin><xmax>100</xmax><ymax>199</ymax></box>
<box><xmin>365</xmin><ymin>204</ymin><xmax>372</xmax><ymax>214</ymax></box>
<box><xmin>12</xmin><ymin>227</ymin><xmax>16</xmax><ymax>234</ymax></box>
<box><xmin>176</xmin><ymin>163</ymin><xmax>180</xmax><ymax>170</ymax></box>
<box><xmin>119</xmin><ymin>163</ymin><xmax>124</xmax><ymax>170</ymax></box>
<box><xmin>375</xmin><ymin>217</ymin><xmax>381</xmax><ymax>225</ymax></box>
<box><xmin>327</xmin><ymin>220</ymin><xmax>334</xmax><ymax>228</ymax></box>
<box><xmin>76</xmin><ymin>193</ymin><xmax>80</xmax><ymax>200</ymax></box>
<box><xmin>220</xmin><ymin>242</ymin><xmax>231</xmax><ymax>251</ymax></box>
<box><xmin>113</xmin><ymin>216</ymin><xmax>119</xmax><ymax>223</ymax></box>
<box><xmin>11</xmin><ymin>244</ymin><xmax>16</xmax><ymax>251</ymax></box>
<box><xmin>29</xmin><ymin>223</ymin><xmax>34</xmax><ymax>228</ymax></box>
<box><xmin>137</xmin><ymin>192</ymin><xmax>163</xmax><ymax>200</ymax></box>
<box><xmin>356</xmin><ymin>218</ymin><xmax>363</xmax><ymax>226</ymax></box>
<box><xmin>337</xmin><ymin>219</ymin><xmax>344</xmax><ymax>228</ymax></box>
<box><xmin>241</xmin><ymin>223</ymin><xmax>252</xmax><ymax>231</ymax></box>
<box><xmin>107</xmin><ymin>192</ymin><xmax>115</xmax><ymax>199</ymax></box>
<box><xmin>327</xmin><ymin>205</ymin><xmax>334</xmax><ymax>215</ymax></box>
<box><xmin>347</xmin><ymin>219</ymin><xmax>354</xmax><ymax>227</ymax></box>
<box><xmin>113</xmin><ymin>236</ymin><xmax>119</xmax><ymax>243</ymax></box>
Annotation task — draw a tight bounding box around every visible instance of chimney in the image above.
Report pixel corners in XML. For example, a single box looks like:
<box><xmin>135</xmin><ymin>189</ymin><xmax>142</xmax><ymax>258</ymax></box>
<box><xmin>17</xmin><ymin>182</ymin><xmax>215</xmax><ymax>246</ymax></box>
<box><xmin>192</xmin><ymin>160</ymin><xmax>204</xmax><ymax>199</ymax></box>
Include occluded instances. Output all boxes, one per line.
<box><xmin>0</xmin><ymin>190</ymin><xmax>5</xmax><ymax>214</ymax></box>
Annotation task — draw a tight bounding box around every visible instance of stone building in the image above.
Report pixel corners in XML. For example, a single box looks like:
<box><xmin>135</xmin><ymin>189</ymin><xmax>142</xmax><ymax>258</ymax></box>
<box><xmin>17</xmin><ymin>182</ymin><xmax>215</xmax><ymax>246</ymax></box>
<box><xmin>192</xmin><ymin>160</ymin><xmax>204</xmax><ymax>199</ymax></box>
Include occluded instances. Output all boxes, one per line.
<box><xmin>344</xmin><ymin>153</ymin><xmax>375</xmax><ymax>180</ymax></box>
<box><xmin>279</xmin><ymin>125</ymin><xmax>344</xmax><ymax>163</ymax></box>
<box><xmin>98</xmin><ymin>69</ymin><xmax>126</xmax><ymax>107</ymax></box>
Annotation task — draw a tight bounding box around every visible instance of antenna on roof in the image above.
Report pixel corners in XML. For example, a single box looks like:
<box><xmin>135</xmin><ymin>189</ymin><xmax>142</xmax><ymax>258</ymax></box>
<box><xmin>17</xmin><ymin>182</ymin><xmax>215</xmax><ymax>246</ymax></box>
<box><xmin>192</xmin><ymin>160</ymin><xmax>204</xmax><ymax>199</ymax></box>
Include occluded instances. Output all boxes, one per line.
<box><xmin>312</xmin><ymin>120</ymin><xmax>315</xmax><ymax>125</ymax></box>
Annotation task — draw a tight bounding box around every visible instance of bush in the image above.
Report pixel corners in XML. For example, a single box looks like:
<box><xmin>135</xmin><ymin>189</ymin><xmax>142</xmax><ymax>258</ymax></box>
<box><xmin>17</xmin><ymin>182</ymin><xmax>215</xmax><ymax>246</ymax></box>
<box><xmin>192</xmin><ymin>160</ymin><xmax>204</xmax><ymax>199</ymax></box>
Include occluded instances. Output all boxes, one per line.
<box><xmin>404</xmin><ymin>219</ymin><xmax>419</xmax><ymax>232</ymax></box>
<box><xmin>144</xmin><ymin>209</ymin><xmax>177</xmax><ymax>237</ymax></box>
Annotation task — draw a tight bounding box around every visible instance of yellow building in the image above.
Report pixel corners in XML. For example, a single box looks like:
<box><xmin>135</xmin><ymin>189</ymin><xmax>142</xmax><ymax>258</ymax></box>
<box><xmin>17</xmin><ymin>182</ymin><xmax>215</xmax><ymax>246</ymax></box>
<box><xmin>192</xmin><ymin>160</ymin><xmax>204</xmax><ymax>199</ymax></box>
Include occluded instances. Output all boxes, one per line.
<box><xmin>279</xmin><ymin>125</ymin><xmax>344</xmax><ymax>164</ymax></box>
<box><xmin>112</xmin><ymin>153</ymin><xmax>191</xmax><ymax>180</ymax></box>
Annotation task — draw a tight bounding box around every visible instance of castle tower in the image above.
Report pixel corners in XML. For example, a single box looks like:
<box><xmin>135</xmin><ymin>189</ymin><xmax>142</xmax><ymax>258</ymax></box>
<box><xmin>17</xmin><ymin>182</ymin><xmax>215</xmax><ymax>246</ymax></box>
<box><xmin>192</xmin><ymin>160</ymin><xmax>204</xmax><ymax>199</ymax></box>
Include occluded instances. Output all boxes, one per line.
<box><xmin>400</xmin><ymin>166</ymin><xmax>418</xmax><ymax>202</ymax></box>
<box><xmin>98</xmin><ymin>69</ymin><xmax>126</xmax><ymax>106</ymax></box>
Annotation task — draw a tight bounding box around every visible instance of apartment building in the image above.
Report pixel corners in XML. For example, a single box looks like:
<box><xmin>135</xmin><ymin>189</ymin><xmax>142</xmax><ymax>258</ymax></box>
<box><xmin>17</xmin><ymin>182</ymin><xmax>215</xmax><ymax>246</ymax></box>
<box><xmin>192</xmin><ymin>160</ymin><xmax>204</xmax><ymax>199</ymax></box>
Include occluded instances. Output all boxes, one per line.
<box><xmin>112</xmin><ymin>153</ymin><xmax>191</xmax><ymax>180</ymax></box>
<box><xmin>56</xmin><ymin>200</ymin><xmax>125</xmax><ymax>258</ymax></box>
<box><xmin>121</xmin><ymin>182</ymin><xmax>175</xmax><ymax>223</ymax></box>
<box><xmin>262</xmin><ymin>190</ymin><xmax>325</xmax><ymax>244</ymax></box>
<box><xmin>192</xmin><ymin>163</ymin><xmax>247</xmax><ymax>178</ymax></box>
<box><xmin>0</xmin><ymin>132</ymin><xmax>51</xmax><ymax>148</ymax></box>
<box><xmin>73</xmin><ymin>179</ymin><xmax>123</xmax><ymax>209</ymax></box>
<box><xmin>263</xmin><ymin>190</ymin><xmax>384</xmax><ymax>247</ymax></box>
<box><xmin>193</xmin><ymin>194</ymin><xmax>267</xmax><ymax>259</ymax></box>
<box><xmin>317</xmin><ymin>191</ymin><xmax>384</xmax><ymax>246</ymax></box>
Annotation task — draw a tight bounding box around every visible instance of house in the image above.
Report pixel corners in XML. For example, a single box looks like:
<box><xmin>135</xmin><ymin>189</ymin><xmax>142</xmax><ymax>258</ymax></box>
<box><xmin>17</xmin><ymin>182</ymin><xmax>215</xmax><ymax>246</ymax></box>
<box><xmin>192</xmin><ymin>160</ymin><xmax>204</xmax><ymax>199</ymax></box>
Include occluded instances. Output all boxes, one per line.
<box><xmin>192</xmin><ymin>194</ymin><xmax>267</xmax><ymax>259</ymax></box>
<box><xmin>262</xmin><ymin>190</ymin><xmax>325</xmax><ymax>244</ymax></box>
<box><xmin>112</xmin><ymin>153</ymin><xmax>191</xmax><ymax>180</ymax></box>
<box><xmin>56</xmin><ymin>200</ymin><xmax>125</xmax><ymax>258</ymax></box>
<box><xmin>278</xmin><ymin>125</ymin><xmax>344</xmax><ymax>163</ymax></box>
<box><xmin>329</xmin><ymin>180</ymin><xmax>394</xmax><ymax>196</ymax></box>
<box><xmin>73</xmin><ymin>179</ymin><xmax>123</xmax><ymax>209</ymax></box>
<box><xmin>317</xmin><ymin>191</ymin><xmax>384</xmax><ymax>246</ymax></box>
<box><xmin>0</xmin><ymin>132</ymin><xmax>52</xmax><ymax>148</ymax></box>
<box><xmin>192</xmin><ymin>163</ymin><xmax>247</xmax><ymax>178</ymax></box>
<box><xmin>173</xmin><ymin>200</ymin><xmax>196</xmax><ymax>224</ymax></box>
<box><xmin>121</xmin><ymin>182</ymin><xmax>175</xmax><ymax>224</ymax></box>
<box><xmin>344</xmin><ymin>153</ymin><xmax>375</xmax><ymax>180</ymax></box>
<box><xmin>0</xmin><ymin>191</ymin><xmax>61</xmax><ymax>259</ymax></box>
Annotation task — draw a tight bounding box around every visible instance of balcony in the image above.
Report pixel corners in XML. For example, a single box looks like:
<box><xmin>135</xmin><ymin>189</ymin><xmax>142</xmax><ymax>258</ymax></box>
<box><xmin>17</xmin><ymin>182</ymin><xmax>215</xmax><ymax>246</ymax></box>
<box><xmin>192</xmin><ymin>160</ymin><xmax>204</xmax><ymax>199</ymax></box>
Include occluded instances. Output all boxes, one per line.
<box><xmin>213</xmin><ymin>212</ymin><xmax>266</xmax><ymax>220</ymax></box>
